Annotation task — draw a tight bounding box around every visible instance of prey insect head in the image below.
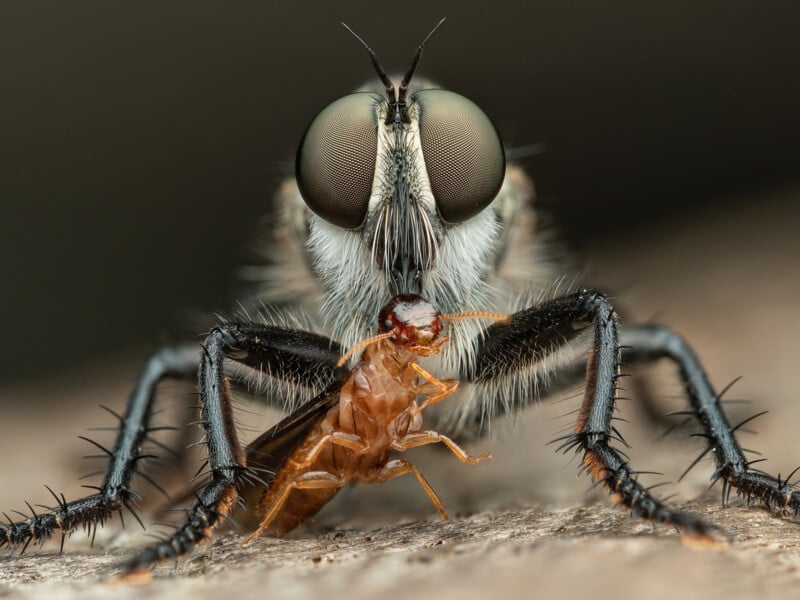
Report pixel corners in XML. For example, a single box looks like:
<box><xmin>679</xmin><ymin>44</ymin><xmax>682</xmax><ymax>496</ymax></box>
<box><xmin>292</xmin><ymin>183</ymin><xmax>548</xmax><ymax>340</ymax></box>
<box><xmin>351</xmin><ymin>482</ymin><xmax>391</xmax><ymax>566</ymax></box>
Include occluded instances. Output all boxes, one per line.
<box><xmin>379</xmin><ymin>294</ymin><xmax>443</xmax><ymax>350</ymax></box>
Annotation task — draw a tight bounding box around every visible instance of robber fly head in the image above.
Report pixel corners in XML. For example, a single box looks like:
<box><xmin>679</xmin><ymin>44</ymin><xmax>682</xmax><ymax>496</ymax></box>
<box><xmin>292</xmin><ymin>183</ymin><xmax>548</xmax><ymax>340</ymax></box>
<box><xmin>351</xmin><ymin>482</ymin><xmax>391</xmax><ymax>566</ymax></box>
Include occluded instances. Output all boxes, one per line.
<box><xmin>296</xmin><ymin>20</ymin><xmax>506</xmax><ymax>298</ymax></box>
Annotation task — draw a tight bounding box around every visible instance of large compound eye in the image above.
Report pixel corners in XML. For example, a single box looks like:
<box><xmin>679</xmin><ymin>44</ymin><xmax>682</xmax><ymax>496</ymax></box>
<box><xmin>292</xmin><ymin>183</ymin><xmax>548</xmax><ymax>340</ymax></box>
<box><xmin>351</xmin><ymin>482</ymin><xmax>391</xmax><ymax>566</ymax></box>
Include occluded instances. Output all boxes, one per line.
<box><xmin>414</xmin><ymin>90</ymin><xmax>505</xmax><ymax>223</ymax></box>
<box><xmin>296</xmin><ymin>92</ymin><xmax>382</xmax><ymax>229</ymax></box>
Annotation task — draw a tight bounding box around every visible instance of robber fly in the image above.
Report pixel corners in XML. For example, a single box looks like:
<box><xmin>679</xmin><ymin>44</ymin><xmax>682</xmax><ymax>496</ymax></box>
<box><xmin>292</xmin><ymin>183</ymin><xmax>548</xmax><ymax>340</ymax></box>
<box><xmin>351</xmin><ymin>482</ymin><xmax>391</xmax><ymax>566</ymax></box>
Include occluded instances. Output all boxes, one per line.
<box><xmin>1</xmin><ymin>19</ymin><xmax>798</xmax><ymax>579</ymax></box>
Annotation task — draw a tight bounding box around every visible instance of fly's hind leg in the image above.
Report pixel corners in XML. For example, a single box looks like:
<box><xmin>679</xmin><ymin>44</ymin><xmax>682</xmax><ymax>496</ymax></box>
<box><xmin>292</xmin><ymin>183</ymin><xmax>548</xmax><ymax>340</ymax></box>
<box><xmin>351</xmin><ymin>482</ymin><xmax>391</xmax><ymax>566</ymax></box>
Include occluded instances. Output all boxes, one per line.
<box><xmin>620</xmin><ymin>325</ymin><xmax>800</xmax><ymax>517</ymax></box>
<box><xmin>0</xmin><ymin>344</ymin><xmax>200</xmax><ymax>556</ymax></box>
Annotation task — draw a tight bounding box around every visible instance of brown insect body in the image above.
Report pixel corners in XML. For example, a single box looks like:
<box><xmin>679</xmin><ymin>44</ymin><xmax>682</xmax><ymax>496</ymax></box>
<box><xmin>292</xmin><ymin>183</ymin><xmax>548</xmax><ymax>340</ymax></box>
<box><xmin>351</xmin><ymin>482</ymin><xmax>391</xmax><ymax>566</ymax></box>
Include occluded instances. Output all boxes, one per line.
<box><xmin>245</xmin><ymin>294</ymin><xmax>489</xmax><ymax>541</ymax></box>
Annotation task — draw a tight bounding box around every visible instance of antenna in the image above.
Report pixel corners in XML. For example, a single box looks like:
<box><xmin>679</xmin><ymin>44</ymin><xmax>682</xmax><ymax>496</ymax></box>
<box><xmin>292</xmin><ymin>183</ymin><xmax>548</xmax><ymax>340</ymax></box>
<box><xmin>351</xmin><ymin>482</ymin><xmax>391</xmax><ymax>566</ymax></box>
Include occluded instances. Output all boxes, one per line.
<box><xmin>398</xmin><ymin>18</ymin><xmax>446</xmax><ymax>108</ymax></box>
<box><xmin>341</xmin><ymin>22</ymin><xmax>395</xmax><ymax>104</ymax></box>
<box><xmin>342</xmin><ymin>18</ymin><xmax>447</xmax><ymax>123</ymax></box>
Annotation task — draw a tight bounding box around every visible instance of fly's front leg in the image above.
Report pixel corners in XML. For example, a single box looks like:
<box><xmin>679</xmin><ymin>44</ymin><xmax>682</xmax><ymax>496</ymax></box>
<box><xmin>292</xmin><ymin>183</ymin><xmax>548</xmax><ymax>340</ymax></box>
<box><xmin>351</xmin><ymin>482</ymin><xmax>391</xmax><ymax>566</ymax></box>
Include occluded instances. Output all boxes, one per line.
<box><xmin>0</xmin><ymin>344</ymin><xmax>200</xmax><ymax>555</ymax></box>
<box><xmin>118</xmin><ymin>323</ymin><xmax>342</xmax><ymax>577</ymax></box>
<box><xmin>621</xmin><ymin>324</ymin><xmax>800</xmax><ymax>514</ymax></box>
<box><xmin>471</xmin><ymin>290</ymin><xmax>721</xmax><ymax>542</ymax></box>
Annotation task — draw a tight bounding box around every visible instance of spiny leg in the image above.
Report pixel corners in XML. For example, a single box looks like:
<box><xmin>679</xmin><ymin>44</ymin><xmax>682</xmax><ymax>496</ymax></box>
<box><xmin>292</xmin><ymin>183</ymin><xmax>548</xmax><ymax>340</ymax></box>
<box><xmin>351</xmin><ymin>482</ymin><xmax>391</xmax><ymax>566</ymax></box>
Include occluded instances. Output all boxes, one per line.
<box><xmin>372</xmin><ymin>458</ymin><xmax>449</xmax><ymax>520</ymax></box>
<box><xmin>471</xmin><ymin>290</ymin><xmax>720</xmax><ymax>540</ymax></box>
<box><xmin>393</xmin><ymin>431</ymin><xmax>491</xmax><ymax>464</ymax></box>
<box><xmin>120</xmin><ymin>323</ymin><xmax>344</xmax><ymax>576</ymax></box>
<box><xmin>620</xmin><ymin>324</ymin><xmax>800</xmax><ymax>514</ymax></box>
<box><xmin>0</xmin><ymin>345</ymin><xmax>199</xmax><ymax>555</ymax></box>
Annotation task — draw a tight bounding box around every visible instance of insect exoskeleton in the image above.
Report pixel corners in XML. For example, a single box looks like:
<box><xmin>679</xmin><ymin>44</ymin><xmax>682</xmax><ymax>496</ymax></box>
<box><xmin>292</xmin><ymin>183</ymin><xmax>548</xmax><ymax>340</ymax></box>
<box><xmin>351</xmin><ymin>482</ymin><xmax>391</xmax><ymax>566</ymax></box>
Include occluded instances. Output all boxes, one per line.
<box><xmin>243</xmin><ymin>294</ymin><xmax>505</xmax><ymax>541</ymax></box>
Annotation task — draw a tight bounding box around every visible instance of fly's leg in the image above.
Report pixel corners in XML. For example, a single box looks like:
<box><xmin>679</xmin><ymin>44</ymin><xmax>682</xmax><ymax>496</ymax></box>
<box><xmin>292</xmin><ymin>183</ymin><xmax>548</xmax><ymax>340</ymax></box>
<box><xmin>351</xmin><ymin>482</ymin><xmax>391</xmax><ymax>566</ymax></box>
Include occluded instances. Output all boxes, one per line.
<box><xmin>392</xmin><ymin>431</ymin><xmax>491</xmax><ymax>464</ymax></box>
<box><xmin>470</xmin><ymin>290</ymin><xmax>723</xmax><ymax>542</ymax></box>
<box><xmin>0</xmin><ymin>345</ymin><xmax>199</xmax><ymax>555</ymax></box>
<box><xmin>620</xmin><ymin>324</ymin><xmax>800</xmax><ymax>515</ymax></box>
<box><xmin>118</xmin><ymin>323</ymin><xmax>343</xmax><ymax>577</ymax></box>
<box><xmin>372</xmin><ymin>458</ymin><xmax>449</xmax><ymax>520</ymax></box>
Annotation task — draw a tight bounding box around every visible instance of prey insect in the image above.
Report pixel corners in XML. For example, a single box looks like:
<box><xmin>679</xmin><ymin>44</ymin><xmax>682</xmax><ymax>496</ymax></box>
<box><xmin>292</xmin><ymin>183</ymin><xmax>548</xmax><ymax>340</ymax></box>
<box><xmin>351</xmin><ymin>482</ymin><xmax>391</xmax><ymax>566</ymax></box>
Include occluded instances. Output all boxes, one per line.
<box><xmin>2</xmin><ymin>19</ymin><xmax>799</xmax><ymax>580</ymax></box>
<box><xmin>241</xmin><ymin>294</ymin><xmax>501</xmax><ymax>542</ymax></box>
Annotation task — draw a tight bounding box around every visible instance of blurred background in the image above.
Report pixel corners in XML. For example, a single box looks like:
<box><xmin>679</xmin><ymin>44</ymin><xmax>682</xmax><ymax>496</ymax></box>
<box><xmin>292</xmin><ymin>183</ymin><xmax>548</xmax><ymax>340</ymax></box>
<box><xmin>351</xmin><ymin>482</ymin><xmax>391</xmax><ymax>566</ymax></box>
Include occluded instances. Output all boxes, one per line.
<box><xmin>0</xmin><ymin>1</ymin><xmax>798</xmax><ymax>385</ymax></box>
<box><xmin>2</xmin><ymin>4</ymin><xmax>800</xmax><ymax>596</ymax></box>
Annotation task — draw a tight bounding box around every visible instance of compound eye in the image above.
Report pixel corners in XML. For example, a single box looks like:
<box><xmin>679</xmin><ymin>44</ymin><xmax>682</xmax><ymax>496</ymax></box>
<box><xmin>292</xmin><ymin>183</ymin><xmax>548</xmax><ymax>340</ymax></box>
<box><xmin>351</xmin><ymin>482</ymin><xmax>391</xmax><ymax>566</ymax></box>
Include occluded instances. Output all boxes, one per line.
<box><xmin>414</xmin><ymin>90</ymin><xmax>505</xmax><ymax>223</ymax></box>
<box><xmin>296</xmin><ymin>92</ymin><xmax>382</xmax><ymax>229</ymax></box>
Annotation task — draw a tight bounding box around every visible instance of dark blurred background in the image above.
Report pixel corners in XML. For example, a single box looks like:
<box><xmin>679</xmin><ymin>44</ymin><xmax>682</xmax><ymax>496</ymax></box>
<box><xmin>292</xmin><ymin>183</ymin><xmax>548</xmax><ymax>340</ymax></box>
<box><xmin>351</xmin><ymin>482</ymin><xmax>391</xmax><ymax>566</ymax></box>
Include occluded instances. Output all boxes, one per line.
<box><xmin>1</xmin><ymin>1</ymin><xmax>798</xmax><ymax>385</ymax></box>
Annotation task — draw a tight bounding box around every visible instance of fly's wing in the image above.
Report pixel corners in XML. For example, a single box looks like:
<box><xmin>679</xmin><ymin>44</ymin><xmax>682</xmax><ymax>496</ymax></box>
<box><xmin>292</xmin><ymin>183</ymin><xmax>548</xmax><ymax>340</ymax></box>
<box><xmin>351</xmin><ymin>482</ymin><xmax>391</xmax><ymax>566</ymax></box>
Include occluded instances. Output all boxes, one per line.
<box><xmin>237</xmin><ymin>381</ymin><xmax>343</xmax><ymax>524</ymax></box>
<box><xmin>246</xmin><ymin>381</ymin><xmax>342</xmax><ymax>472</ymax></box>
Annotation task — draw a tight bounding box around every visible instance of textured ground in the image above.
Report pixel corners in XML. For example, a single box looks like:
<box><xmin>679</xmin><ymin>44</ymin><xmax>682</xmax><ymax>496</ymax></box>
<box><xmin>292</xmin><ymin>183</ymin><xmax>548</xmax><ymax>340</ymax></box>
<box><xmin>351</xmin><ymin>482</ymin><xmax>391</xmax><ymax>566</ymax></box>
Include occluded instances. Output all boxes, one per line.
<box><xmin>1</xmin><ymin>185</ymin><xmax>798</xmax><ymax>599</ymax></box>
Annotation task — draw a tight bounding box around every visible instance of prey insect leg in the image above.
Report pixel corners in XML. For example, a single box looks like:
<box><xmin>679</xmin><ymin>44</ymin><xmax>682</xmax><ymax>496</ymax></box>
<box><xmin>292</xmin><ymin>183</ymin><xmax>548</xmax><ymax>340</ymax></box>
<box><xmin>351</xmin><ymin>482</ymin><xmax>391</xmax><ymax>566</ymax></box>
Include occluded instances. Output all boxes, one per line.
<box><xmin>409</xmin><ymin>362</ymin><xmax>459</xmax><ymax>412</ymax></box>
<box><xmin>392</xmin><ymin>432</ymin><xmax>491</xmax><ymax>464</ymax></box>
<box><xmin>244</xmin><ymin>471</ymin><xmax>345</xmax><ymax>545</ymax></box>
<box><xmin>0</xmin><ymin>344</ymin><xmax>199</xmax><ymax>554</ymax></box>
<box><xmin>373</xmin><ymin>458</ymin><xmax>449</xmax><ymax>520</ymax></box>
<box><xmin>471</xmin><ymin>290</ymin><xmax>720</xmax><ymax>540</ymax></box>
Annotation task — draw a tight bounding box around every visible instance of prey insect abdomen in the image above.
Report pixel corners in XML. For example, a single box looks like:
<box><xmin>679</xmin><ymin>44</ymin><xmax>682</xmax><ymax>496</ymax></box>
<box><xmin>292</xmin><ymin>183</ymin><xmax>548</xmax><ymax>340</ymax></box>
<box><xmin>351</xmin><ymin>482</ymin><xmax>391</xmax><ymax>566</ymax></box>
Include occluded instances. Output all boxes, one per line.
<box><xmin>245</xmin><ymin>295</ymin><xmax>492</xmax><ymax>542</ymax></box>
<box><xmin>254</xmin><ymin>410</ymin><xmax>346</xmax><ymax>537</ymax></box>
<box><xmin>248</xmin><ymin>342</ymin><xmax>426</xmax><ymax>539</ymax></box>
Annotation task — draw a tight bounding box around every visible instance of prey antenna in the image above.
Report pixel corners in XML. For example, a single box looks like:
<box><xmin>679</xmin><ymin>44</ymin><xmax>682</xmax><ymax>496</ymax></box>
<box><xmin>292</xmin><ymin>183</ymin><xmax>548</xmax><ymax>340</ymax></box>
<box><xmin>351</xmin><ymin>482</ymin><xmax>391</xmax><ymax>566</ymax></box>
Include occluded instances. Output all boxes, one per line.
<box><xmin>341</xmin><ymin>23</ymin><xmax>395</xmax><ymax>104</ymax></box>
<box><xmin>336</xmin><ymin>332</ymin><xmax>394</xmax><ymax>368</ymax></box>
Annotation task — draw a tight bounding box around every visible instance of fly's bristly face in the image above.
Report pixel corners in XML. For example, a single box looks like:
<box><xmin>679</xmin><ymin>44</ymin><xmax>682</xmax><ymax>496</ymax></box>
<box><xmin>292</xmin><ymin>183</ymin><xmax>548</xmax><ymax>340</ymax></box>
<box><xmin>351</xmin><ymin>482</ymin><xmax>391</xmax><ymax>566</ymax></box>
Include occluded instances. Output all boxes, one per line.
<box><xmin>297</xmin><ymin>85</ymin><xmax>506</xmax><ymax>295</ymax></box>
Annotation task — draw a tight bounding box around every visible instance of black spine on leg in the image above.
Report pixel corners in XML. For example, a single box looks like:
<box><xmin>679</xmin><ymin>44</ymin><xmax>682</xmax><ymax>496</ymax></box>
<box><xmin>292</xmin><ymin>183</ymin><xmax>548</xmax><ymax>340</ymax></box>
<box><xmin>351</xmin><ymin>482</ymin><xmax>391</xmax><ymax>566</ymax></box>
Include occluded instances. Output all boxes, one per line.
<box><xmin>0</xmin><ymin>345</ymin><xmax>200</xmax><ymax>553</ymax></box>
<box><xmin>621</xmin><ymin>324</ymin><xmax>800</xmax><ymax>513</ymax></box>
<box><xmin>120</xmin><ymin>323</ymin><xmax>343</xmax><ymax>575</ymax></box>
